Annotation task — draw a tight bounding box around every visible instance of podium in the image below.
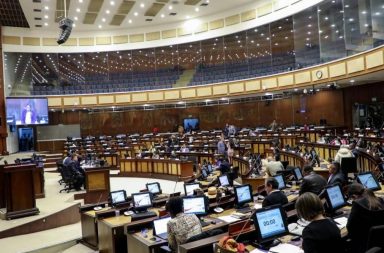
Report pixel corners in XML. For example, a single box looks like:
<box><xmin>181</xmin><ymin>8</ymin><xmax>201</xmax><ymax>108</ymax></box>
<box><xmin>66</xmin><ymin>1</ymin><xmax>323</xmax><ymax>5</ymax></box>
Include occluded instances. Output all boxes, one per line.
<box><xmin>2</xmin><ymin>164</ymin><xmax>39</xmax><ymax>219</ymax></box>
<box><xmin>83</xmin><ymin>167</ymin><xmax>110</xmax><ymax>204</ymax></box>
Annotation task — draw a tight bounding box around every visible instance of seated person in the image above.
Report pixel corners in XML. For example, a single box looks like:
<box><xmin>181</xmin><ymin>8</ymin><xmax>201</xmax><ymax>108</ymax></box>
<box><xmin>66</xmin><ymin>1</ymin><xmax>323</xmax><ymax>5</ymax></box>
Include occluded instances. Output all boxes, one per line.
<box><xmin>334</xmin><ymin>145</ymin><xmax>354</xmax><ymax>164</ymax></box>
<box><xmin>218</xmin><ymin>158</ymin><xmax>231</xmax><ymax>175</ymax></box>
<box><xmin>346</xmin><ymin>183</ymin><xmax>365</xmax><ymax>202</ymax></box>
<box><xmin>63</xmin><ymin>153</ymin><xmax>73</xmax><ymax>166</ymax></box>
<box><xmin>295</xmin><ymin>192</ymin><xmax>343</xmax><ymax>253</ymax></box>
<box><xmin>347</xmin><ymin>186</ymin><xmax>384</xmax><ymax>253</ymax></box>
<box><xmin>265</xmin><ymin>155</ymin><xmax>284</xmax><ymax>176</ymax></box>
<box><xmin>262</xmin><ymin>177</ymin><xmax>288</xmax><ymax>207</ymax></box>
<box><xmin>299</xmin><ymin>165</ymin><xmax>327</xmax><ymax>195</ymax></box>
<box><xmin>327</xmin><ymin>162</ymin><xmax>346</xmax><ymax>186</ymax></box>
<box><xmin>166</xmin><ymin>197</ymin><xmax>203</xmax><ymax>252</ymax></box>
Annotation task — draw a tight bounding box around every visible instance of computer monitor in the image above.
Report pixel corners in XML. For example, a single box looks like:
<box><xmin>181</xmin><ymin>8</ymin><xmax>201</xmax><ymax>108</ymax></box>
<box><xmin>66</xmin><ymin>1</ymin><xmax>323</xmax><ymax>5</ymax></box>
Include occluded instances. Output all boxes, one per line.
<box><xmin>356</xmin><ymin>172</ymin><xmax>381</xmax><ymax>192</ymax></box>
<box><xmin>293</xmin><ymin>167</ymin><xmax>303</xmax><ymax>181</ymax></box>
<box><xmin>219</xmin><ymin>174</ymin><xmax>230</xmax><ymax>187</ymax></box>
<box><xmin>146</xmin><ymin>182</ymin><xmax>161</xmax><ymax>195</ymax></box>
<box><xmin>341</xmin><ymin>157</ymin><xmax>357</xmax><ymax>174</ymax></box>
<box><xmin>110</xmin><ymin>190</ymin><xmax>127</xmax><ymax>206</ymax></box>
<box><xmin>183</xmin><ymin>196</ymin><xmax>208</xmax><ymax>216</ymax></box>
<box><xmin>234</xmin><ymin>184</ymin><xmax>253</xmax><ymax>209</ymax></box>
<box><xmin>132</xmin><ymin>192</ymin><xmax>153</xmax><ymax>212</ymax></box>
<box><xmin>254</xmin><ymin>205</ymin><xmax>288</xmax><ymax>246</ymax></box>
<box><xmin>153</xmin><ymin>216</ymin><xmax>172</xmax><ymax>238</ymax></box>
<box><xmin>273</xmin><ymin>174</ymin><xmax>286</xmax><ymax>190</ymax></box>
<box><xmin>324</xmin><ymin>184</ymin><xmax>347</xmax><ymax>214</ymax></box>
<box><xmin>184</xmin><ymin>183</ymin><xmax>200</xmax><ymax>196</ymax></box>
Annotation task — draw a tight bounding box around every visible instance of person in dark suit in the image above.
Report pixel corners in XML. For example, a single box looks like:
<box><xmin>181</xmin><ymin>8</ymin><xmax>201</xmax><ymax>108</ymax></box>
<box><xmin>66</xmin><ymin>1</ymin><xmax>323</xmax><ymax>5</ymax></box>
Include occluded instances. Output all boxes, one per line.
<box><xmin>262</xmin><ymin>177</ymin><xmax>288</xmax><ymax>207</ymax></box>
<box><xmin>299</xmin><ymin>165</ymin><xmax>327</xmax><ymax>195</ymax></box>
<box><xmin>218</xmin><ymin>158</ymin><xmax>230</xmax><ymax>175</ymax></box>
<box><xmin>295</xmin><ymin>192</ymin><xmax>343</xmax><ymax>253</ymax></box>
<box><xmin>347</xmin><ymin>187</ymin><xmax>384</xmax><ymax>253</ymax></box>
<box><xmin>327</xmin><ymin>162</ymin><xmax>346</xmax><ymax>186</ymax></box>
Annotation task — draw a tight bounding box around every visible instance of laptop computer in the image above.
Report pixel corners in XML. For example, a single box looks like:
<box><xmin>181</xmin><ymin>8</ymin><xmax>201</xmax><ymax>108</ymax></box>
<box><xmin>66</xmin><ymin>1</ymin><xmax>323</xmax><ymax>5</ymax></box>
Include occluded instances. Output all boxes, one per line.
<box><xmin>153</xmin><ymin>216</ymin><xmax>172</xmax><ymax>240</ymax></box>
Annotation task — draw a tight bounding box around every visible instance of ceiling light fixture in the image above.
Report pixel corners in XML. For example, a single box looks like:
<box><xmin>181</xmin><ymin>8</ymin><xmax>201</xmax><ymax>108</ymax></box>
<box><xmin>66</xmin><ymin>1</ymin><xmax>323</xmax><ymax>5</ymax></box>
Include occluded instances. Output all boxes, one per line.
<box><xmin>76</xmin><ymin>8</ymin><xmax>80</xmax><ymax>12</ymax></box>
<box><xmin>110</xmin><ymin>1</ymin><xmax>115</xmax><ymax>6</ymax></box>
<box><xmin>161</xmin><ymin>14</ymin><xmax>165</xmax><ymax>18</ymax></box>
<box><xmin>134</xmin><ymin>12</ymin><xmax>138</xmax><ymax>16</ymax></box>
<box><xmin>44</xmin><ymin>6</ymin><xmax>49</xmax><ymax>10</ymax></box>
<box><xmin>106</xmin><ymin>10</ymin><xmax>110</xmax><ymax>14</ymax></box>
<box><xmin>140</xmin><ymin>3</ymin><xmax>145</xmax><ymax>8</ymax></box>
<box><xmin>169</xmin><ymin>5</ymin><xmax>173</xmax><ymax>10</ymax></box>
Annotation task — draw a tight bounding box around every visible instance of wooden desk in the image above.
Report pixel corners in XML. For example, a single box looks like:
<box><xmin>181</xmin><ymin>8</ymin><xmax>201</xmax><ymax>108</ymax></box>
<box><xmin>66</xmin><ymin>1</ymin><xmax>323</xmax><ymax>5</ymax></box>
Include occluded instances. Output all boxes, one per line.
<box><xmin>127</xmin><ymin>230</ymin><xmax>168</xmax><ymax>253</ymax></box>
<box><xmin>80</xmin><ymin>207</ymin><xmax>111</xmax><ymax>249</ymax></box>
<box><xmin>82</xmin><ymin>167</ymin><xmax>111</xmax><ymax>204</ymax></box>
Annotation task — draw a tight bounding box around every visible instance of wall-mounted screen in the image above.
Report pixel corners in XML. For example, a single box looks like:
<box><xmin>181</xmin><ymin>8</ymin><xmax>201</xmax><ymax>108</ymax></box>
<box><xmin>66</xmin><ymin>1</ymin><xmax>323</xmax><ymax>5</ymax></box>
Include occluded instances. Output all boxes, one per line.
<box><xmin>6</xmin><ymin>97</ymin><xmax>49</xmax><ymax>126</ymax></box>
<box><xmin>183</xmin><ymin>118</ymin><xmax>199</xmax><ymax>131</ymax></box>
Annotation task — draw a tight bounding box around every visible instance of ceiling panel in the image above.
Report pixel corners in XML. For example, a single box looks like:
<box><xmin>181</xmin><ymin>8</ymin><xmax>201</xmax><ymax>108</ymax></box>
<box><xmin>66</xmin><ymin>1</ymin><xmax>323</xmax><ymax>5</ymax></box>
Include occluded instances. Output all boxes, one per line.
<box><xmin>83</xmin><ymin>12</ymin><xmax>98</xmax><ymax>24</ymax></box>
<box><xmin>55</xmin><ymin>0</ymin><xmax>70</xmax><ymax>22</ymax></box>
<box><xmin>88</xmin><ymin>0</ymin><xmax>104</xmax><ymax>13</ymax></box>
<box><xmin>145</xmin><ymin>3</ymin><xmax>165</xmax><ymax>17</ymax></box>
<box><xmin>110</xmin><ymin>15</ymin><xmax>126</xmax><ymax>26</ymax></box>
<box><xmin>0</xmin><ymin>0</ymin><xmax>29</xmax><ymax>27</ymax></box>
<box><xmin>184</xmin><ymin>0</ymin><xmax>202</xmax><ymax>5</ymax></box>
<box><xmin>117</xmin><ymin>1</ymin><xmax>136</xmax><ymax>15</ymax></box>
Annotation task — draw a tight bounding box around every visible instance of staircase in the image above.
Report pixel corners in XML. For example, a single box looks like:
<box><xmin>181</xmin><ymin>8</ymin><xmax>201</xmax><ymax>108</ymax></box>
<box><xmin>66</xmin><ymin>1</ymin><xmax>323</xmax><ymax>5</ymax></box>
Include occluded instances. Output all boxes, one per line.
<box><xmin>174</xmin><ymin>69</ymin><xmax>196</xmax><ymax>88</ymax></box>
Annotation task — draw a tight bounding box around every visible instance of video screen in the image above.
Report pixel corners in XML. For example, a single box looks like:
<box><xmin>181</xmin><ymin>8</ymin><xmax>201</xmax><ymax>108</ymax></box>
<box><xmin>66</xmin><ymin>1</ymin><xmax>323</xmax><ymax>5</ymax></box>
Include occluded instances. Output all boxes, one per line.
<box><xmin>6</xmin><ymin>97</ymin><xmax>49</xmax><ymax>125</ymax></box>
<box><xmin>183</xmin><ymin>118</ymin><xmax>199</xmax><ymax>131</ymax></box>
<box><xmin>274</xmin><ymin>174</ymin><xmax>286</xmax><ymax>190</ymax></box>
<box><xmin>357</xmin><ymin>172</ymin><xmax>380</xmax><ymax>191</ymax></box>
<box><xmin>110</xmin><ymin>190</ymin><xmax>127</xmax><ymax>205</ymax></box>
<box><xmin>183</xmin><ymin>197</ymin><xmax>206</xmax><ymax>215</ymax></box>
<box><xmin>153</xmin><ymin>217</ymin><xmax>171</xmax><ymax>235</ymax></box>
<box><xmin>255</xmin><ymin>207</ymin><xmax>287</xmax><ymax>240</ymax></box>
<box><xmin>147</xmin><ymin>183</ymin><xmax>161</xmax><ymax>194</ymax></box>
<box><xmin>293</xmin><ymin>168</ymin><xmax>303</xmax><ymax>181</ymax></box>
<box><xmin>184</xmin><ymin>183</ymin><xmax>200</xmax><ymax>196</ymax></box>
<box><xmin>219</xmin><ymin>175</ymin><xmax>230</xmax><ymax>187</ymax></box>
<box><xmin>326</xmin><ymin>185</ymin><xmax>345</xmax><ymax>209</ymax></box>
<box><xmin>133</xmin><ymin>192</ymin><xmax>152</xmax><ymax>208</ymax></box>
<box><xmin>235</xmin><ymin>185</ymin><xmax>252</xmax><ymax>204</ymax></box>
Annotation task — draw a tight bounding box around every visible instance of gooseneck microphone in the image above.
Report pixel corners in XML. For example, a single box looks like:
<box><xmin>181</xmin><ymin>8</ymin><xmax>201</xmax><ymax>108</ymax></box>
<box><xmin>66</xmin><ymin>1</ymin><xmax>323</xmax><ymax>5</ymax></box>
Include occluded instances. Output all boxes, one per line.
<box><xmin>93</xmin><ymin>193</ymin><xmax>103</xmax><ymax>211</ymax></box>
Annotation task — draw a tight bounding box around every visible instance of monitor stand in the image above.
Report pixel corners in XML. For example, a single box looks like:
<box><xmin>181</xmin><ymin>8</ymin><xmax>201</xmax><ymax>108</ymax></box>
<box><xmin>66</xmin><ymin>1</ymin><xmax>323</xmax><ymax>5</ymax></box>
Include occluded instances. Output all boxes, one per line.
<box><xmin>254</xmin><ymin>238</ymin><xmax>281</xmax><ymax>250</ymax></box>
<box><xmin>130</xmin><ymin>208</ymin><xmax>157</xmax><ymax>221</ymax></box>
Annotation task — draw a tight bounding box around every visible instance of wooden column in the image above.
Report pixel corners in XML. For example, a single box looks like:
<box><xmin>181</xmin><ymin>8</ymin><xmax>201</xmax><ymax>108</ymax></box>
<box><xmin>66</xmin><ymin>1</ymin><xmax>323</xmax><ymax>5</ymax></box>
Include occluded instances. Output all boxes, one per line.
<box><xmin>0</xmin><ymin>27</ymin><xmax>8</xmax><ymax>154</ymax></box>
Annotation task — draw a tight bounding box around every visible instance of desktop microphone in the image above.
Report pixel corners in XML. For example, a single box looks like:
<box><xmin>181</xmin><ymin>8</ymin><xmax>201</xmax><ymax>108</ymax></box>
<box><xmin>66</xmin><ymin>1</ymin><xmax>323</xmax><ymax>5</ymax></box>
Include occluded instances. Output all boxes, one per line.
<box><xmin>214</xmin><ymin>188</ymin><xmax>225</xmax><ymax>213</ymax></box>
<box><xmin>93</xmin><ymin>193</ymin><xmax>103</xmax><ymax>211</ymax></box>
<box><xmin>234</xmin><ymin>208</ymin><xmax>257</xmax><ymax>242</ymax></box>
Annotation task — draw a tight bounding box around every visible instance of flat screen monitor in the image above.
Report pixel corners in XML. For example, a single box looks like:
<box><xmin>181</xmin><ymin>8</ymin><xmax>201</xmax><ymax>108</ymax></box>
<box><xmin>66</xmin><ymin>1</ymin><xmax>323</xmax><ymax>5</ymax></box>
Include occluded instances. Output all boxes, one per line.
<box><xmin>153</xmin><ymin>216</ymin><xmax>172</xmax><ymax>237</ymax></box>
<box><xmin>110</xmin><ymin>190</ymin><xmax>127</xmax><ymax>206</ymax></box>
<box><xmin>183</xmin><ymin>196</ymin><xmax>207</xmax><ymax>216</ymax></box>
<box><xmin>146</xmin><ymin>182</ymin><xmax>161</xmax><ymax>195</ymax></box>
<box><xmin>356</xmin><ymin>172</ymin><xmax>381</xmax><ymax>192</ymax></box>
<box><xmin>234</xmin><ymin>184</ymin><xmax>253</xmax><ymax>208</ymax></box>
<box><xmin>183</xmin><ymin>118</ymin><xmax>199</xmax><ymax>131</ymax></box>
<box><xmin>184</xmin><ymin>183</ymin><xmax>200</xmax><ymax>196</ymax></box>
<box><xmin>341</xmin><ymin>157</ymin><xmax>357</xmax><ymax>174</ymax></box>
<box><xmin>254</xmin><ymin>205</ymin><xmax>288</xmax><ymax>243</ymax></box>
<box><xmin>132</xmin><ymin>192</ymin><xmax>152</xmax><ymax>211</ymax></box>
<box><xmin>325</xmin><ymin>184</ymin><xmax>347</xmax><ymax>212</ymax></box>
<box><xmin>219</xmin><ymin>174</ymin><xmax>230</xmax><ymax>187</ymax></box>
<box><xmin>6</xmin><ymin>97</ymin><xmax>49</xmax><ymax>125</ymax></box>
<box><xmin>293</xmin><ymin>167</ymin><xmax>303</xmax><ymax>181</ymax></box>
<box><xmin>274</xmin><ymin>174</ymin><xmax>286</xmax><ymax>190</ymax></box>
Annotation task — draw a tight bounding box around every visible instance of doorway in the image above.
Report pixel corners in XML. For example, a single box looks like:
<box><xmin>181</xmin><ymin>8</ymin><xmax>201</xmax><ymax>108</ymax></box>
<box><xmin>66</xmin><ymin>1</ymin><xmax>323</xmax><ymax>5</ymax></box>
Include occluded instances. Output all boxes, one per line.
<box><xmin>18</xmin><ymin>127</ymin><xmax>34</xmax><ymax>151</ymax></box>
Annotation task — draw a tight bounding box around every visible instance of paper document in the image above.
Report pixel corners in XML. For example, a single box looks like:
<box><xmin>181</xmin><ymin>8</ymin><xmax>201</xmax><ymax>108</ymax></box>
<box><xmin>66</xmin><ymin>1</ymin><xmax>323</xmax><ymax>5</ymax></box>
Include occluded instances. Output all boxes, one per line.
<box><xmin>217</xmin><ymin>215</ymin><xmax>241</xmax><ymax>223</ymax></box>
<box><xmin>334</xmin><ymin>217</ymin><xmax>348</xmax><ymax>230</ymax></box>
<box><xmin>268</xmin><ymin>243</ymin><xmax>303</xmax><ymax>253</ymax></box>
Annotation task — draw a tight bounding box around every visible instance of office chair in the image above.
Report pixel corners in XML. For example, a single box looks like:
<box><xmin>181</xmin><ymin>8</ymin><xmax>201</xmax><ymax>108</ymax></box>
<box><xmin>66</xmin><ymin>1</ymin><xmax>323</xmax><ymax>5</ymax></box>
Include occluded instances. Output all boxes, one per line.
<box><xmin>59</xmin><ymin>165</ymin><xmax>77</xmax><ymax>193</ymax></box>
<box><xmin>367</xmin><ymin>225</ymin><xmax>384</xmax><ymax>251</ymax></box>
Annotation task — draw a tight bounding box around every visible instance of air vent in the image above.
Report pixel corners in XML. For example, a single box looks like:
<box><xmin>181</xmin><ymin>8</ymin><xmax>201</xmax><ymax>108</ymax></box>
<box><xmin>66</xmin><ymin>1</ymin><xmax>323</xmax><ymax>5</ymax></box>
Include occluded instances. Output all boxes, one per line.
<box><xmin>200</xmin><ymin>3</ymin><xmax>208</xmax><ymax>6</ymax></box>
<box><xmin>35</xmin><ymin>25</ymin><xmax>42</xmax><ymax>27</ymax></box>
<box><xmin>171</xmin><ymin>0</ymin><xmax>179</xmax><ymax>4</ymax></box>
<box><xmin>33</xmin><ymin>9</ymin><xmax>42</xmax><ymax>12</ymax></box>
<box><xmin>33</xmin><ymin>0</ymin><xmax>42</xmax><ymax>2</ymax></box>
<box><xmin>169</xmin><ymin>12</ymin><xmax>177</xmax><ymax>16</ymax></box>
<box><xmin>145</xmin><ymin>18</ymin><xmax>153</xmax><ymax>21</ymax></box>
<box><xmin>34</xmin><ymin>17</ymin><xmax>42</xmax><ymax>20</ymax></box>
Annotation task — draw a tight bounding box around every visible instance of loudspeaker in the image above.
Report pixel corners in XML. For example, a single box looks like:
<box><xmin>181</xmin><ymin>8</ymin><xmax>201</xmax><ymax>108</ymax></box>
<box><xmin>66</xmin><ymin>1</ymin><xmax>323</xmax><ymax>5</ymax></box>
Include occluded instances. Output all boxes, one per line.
<box><xmin>57</xmin><ymin>18</ymin><xmax>73</xmax><ymax>45</ymax></box>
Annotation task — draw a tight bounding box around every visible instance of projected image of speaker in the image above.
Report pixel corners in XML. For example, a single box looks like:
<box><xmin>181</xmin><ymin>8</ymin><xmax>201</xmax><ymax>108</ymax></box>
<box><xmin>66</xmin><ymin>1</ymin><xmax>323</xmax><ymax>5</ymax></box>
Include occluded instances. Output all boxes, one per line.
<box><xmin>57</xmin><ymin>18</ymin><xmax>73</xmax><ymax>45</ymax></box>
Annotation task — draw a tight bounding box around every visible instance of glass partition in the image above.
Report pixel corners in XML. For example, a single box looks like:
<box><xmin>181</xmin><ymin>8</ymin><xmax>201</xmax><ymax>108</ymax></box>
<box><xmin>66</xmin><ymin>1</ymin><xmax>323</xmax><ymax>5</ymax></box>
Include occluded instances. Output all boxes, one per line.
<box><xmin>247</xmin><ymin>24</ymin><xmax>272</xmax><ymax>77</ymax></box>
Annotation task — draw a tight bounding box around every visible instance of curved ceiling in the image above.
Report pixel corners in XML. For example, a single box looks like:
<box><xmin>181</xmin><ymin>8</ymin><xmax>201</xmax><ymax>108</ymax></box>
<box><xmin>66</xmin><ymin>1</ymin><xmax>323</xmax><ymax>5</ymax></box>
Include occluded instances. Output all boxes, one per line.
<box><xmin>20</xmin><ymin>0</ymin><xmax>257</xmax><ymax>31</ymax></box>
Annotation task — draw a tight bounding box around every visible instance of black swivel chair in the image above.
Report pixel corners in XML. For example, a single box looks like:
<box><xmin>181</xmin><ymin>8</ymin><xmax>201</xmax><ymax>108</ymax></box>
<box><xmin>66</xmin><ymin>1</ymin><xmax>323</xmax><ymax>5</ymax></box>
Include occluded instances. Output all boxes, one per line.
<box><xmin>59</xmin><ymin>165</ymin><xmax>77</xmax><ymax>193</ymax></box>
<box><xmin>367</xmin><ymin>225</ymin><xmax>384</xmax><ymax>251</ymax></box>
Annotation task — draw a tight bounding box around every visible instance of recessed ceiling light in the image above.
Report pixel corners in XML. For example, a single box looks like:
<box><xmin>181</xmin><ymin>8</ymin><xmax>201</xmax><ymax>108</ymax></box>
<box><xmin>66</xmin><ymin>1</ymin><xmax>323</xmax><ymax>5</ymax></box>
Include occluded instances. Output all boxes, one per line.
<box><xmin>73</xmin><ymin>23</ymin><xmax>76</xmax><ymax>27</ymax></box>
<box><xmin>169</xmin><ymin>5</ymin><xmax>173</xmax><ymax>10</ymax></box>
<box><xmin>79</xmin><ymin>0</ymin><xmax>83</xmax><ymax>3</ymax></box>
<box><xmin>98</xmin><ymin>25</ymin><xmax>102</xmax><ymax>29</ymax></box>
<box><xmin>134</xmin><ymin>12</ymin><xmax>138</xmax><ymax>16</ymax></box>
<box><xmin>44</xmin><ymin>15</ymin><xmax>48</xmax><ymax>19</ymax></box>
<box><xmin>350</xmin><ymin>80</ymin><xmax>355</xmax><ymax>83</ymax></box>
<box><xmin>186</xmin><ymin>15</ymin><xmax>190</xmax><ymax>19</ymax></box>
<box><xmin>128</xmin><ymin>19</ymin><xmax>132</xmax><ymax>23</ymax></box>
<box><xmin>195</xmin><ymin>7</ymin><xmax>199</xmax><ymax>12</ymax></box>
<box><xmin>44</xmin><ymin>22</ymin><xmax>48</xmax><ymax>26</ymax></box>
<box><xmin>140</xmin><ymin>3</ymin><xmax>145</xmax><ymax>8</ymax></box>
<box><xmin>44</xmin><ymin>6</ymin><xmax>49</xmax><ymax>10</ymax></box>
<box><xmin>76</xmin><ymin>8</ymin><xmax>80</xmax><ymax>12</ymax></box>
<box><xmin>106</xmin><ymin>10</ymin><xmax>110</xmax><ymax>14</ymax></box>
<box><xmin>102</xmin><ymin>18</ymin><xmax>106</xmax><ymax>22</ymax></box>
<box><xmin>161</xmin><ymin>14</ymin><xmax>165</xmax><ymax>18</ymax></box>
<box><xmin>110</xmin><ymin>1</ymin><xmax>115</xmax><ymax>5</ymax></box>
<box><xmin>74</xmin><ymin>16</ymin><xmax>78</xmax><ymax>20</ymax></box>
